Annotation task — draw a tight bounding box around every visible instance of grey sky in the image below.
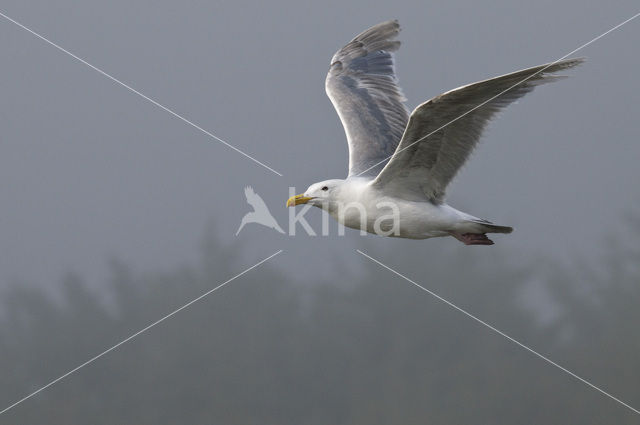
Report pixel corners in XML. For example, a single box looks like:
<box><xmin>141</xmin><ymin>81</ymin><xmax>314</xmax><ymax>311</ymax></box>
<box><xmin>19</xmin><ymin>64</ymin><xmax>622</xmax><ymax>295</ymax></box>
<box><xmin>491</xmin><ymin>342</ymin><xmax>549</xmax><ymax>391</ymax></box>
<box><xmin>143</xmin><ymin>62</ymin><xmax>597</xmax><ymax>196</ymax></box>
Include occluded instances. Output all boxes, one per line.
<box><xmin>1</xmin><ymin>0</ymin><xmax>639</xmax><ymax>288</ymax></box>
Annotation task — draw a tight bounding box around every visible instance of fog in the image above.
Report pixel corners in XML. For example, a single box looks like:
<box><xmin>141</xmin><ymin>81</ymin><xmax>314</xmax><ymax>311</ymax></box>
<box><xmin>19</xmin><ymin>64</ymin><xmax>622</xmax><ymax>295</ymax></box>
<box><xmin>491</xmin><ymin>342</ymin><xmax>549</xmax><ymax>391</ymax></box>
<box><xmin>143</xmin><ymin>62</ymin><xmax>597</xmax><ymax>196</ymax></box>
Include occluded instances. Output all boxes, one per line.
<box><xmin>1</xmin><ymin>223</ymin><xmax>640</xmax><ymax>423</ymax></box>
<box><xmin>1</xmin><ymin>0</ymin><xmax>639</xmax><ymax>423</ymax></box>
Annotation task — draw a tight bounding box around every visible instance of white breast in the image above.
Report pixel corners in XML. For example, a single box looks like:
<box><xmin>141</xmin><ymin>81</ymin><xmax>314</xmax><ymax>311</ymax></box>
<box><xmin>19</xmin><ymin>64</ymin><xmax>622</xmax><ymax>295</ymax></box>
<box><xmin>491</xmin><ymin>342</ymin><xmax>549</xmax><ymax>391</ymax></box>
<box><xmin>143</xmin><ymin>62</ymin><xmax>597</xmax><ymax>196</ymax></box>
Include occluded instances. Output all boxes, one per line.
<box><xmin>325</xmin><ymin>180</ymin><xmax>465</xmax><ymax>239</ymax></box>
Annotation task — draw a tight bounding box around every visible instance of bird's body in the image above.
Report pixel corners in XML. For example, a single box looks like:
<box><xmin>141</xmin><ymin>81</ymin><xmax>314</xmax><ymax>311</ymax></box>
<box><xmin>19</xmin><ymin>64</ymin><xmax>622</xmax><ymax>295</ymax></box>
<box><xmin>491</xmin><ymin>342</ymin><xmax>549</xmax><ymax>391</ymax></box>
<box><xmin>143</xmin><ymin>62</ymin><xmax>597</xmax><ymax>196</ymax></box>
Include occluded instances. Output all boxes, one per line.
<box><xmin>313</xmin><ymin>177</ymin><xmax>509</xmax><ymax>241</ymax></box>
<box><xmin>287</xmin><ymin>20</ymin><xmax>582</xmax><ymax>245</ymax></box>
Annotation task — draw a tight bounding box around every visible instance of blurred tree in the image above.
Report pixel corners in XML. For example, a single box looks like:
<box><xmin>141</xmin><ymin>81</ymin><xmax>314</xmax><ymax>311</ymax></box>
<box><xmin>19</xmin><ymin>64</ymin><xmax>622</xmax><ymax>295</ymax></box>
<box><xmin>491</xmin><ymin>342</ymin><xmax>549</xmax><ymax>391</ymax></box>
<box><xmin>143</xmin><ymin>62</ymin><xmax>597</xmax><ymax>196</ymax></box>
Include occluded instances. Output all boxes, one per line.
<box><xmin>0</xmin><ymin>223</ymin><xmax>638</xmax><ymax>424</ymax></box>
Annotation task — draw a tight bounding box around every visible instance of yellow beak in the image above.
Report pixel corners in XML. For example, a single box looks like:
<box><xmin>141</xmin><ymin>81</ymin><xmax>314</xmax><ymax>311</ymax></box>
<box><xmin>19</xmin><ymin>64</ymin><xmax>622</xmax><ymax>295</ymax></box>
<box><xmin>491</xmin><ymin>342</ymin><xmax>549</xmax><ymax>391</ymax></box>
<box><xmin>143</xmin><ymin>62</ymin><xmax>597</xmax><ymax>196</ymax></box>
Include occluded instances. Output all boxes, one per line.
<box><xmin>286</xmin><ymin>194</ymin><xmax>314</xmax><ymax>207</ymax></box>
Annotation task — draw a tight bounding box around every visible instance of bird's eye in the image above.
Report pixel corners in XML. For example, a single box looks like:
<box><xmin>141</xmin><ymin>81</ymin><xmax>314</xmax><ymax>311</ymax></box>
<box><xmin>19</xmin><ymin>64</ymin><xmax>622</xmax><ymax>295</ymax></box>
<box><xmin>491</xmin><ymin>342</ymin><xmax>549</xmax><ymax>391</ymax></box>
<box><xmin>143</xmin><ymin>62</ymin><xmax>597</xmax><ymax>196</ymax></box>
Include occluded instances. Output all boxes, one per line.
<box><xmin>321</xmin><ymin>186</ymin><xmax>329</xmax><ymax>191</ymax></box>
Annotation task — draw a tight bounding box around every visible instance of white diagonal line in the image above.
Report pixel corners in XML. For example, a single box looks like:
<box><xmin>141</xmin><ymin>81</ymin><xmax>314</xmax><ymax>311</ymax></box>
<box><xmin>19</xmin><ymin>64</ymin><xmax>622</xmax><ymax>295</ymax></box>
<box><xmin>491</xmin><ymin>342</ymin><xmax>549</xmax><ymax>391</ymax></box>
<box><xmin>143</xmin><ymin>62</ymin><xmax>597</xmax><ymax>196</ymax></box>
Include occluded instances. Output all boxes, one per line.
<box><xmin>0</xmin><ymin>10</ymin><xmax>283</xmax><ymax>177</ymax></box>
<box><xmin>356</xmin><ymin>249</ymin><xmax>640</xmax><ymax>415</ymax></box>
<box><xmin>0</xmin><ymin>249</ymin><xmax>283</xmax><ymax>416</ymax></box>
<box><xmin>357</xmin><ymin>11</ymin><xmax>640</xmax><ymax>177</ymax></box>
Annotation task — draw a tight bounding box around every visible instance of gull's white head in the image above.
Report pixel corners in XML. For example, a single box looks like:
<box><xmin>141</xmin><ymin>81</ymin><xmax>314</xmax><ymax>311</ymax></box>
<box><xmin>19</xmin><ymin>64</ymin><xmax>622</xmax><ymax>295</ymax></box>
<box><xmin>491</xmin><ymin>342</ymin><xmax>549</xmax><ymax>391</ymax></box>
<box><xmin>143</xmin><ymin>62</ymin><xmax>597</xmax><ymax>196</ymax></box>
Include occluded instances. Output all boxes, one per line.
<box><xmin>286</xmin><ymin>179</ymin><xmax>346</xmax><ymax>209</ymax></box>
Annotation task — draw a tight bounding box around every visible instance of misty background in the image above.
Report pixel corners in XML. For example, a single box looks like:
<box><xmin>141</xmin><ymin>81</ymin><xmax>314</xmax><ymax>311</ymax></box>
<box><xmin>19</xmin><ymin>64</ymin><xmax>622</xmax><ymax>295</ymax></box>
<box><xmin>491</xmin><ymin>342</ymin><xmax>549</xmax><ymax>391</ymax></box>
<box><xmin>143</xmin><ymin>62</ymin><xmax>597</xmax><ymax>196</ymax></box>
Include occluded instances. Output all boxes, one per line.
<box><xmin>1</xmin><ymin>0</ymin><xmax>639</xmax><ymax>423</ymax></box>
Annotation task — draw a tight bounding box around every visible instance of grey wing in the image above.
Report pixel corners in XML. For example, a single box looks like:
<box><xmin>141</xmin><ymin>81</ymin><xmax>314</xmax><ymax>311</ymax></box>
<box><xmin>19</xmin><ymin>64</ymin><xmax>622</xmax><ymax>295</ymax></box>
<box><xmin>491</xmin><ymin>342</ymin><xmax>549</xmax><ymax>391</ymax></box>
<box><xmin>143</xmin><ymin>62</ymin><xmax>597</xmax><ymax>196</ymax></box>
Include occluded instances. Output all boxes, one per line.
<box><xmin>325</xmin><ymin>20</ymin><xmax>410</xmax><ymax>177</ymax></box>
<box><xmin>372</xmin><ymin>58</ymin><xmax>584</xmax><ymax>202</ymax></box>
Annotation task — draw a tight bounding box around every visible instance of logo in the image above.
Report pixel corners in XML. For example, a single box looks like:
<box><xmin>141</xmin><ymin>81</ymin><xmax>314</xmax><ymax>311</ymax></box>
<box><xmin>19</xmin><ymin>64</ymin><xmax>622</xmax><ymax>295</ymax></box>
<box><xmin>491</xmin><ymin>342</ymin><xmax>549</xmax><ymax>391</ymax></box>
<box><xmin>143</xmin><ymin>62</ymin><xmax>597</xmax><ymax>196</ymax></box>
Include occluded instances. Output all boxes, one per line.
<box><xmin>236</xmin><ymin>186</ymin><xmax>285</xmax><ymax>235</ymax></box>
<box><xmin>236</xmin><ymin>186</ymin><xmax>402</xmax><ymax>237</ymax></box>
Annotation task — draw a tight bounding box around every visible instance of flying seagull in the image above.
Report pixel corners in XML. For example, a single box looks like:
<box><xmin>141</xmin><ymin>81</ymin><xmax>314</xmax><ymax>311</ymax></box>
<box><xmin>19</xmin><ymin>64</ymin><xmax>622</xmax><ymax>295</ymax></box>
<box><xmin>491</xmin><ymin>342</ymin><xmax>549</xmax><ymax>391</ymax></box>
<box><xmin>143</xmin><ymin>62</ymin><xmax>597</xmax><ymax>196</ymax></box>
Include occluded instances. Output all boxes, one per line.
<box><xmin>237</xmin><ymin>186</ymin><xmax>284</xmax><ymax>235</ymax></box>
<box><xmin>286</xmin><ymin>20</ymin><xmax>582</xmax><ymax>245</ymax></box>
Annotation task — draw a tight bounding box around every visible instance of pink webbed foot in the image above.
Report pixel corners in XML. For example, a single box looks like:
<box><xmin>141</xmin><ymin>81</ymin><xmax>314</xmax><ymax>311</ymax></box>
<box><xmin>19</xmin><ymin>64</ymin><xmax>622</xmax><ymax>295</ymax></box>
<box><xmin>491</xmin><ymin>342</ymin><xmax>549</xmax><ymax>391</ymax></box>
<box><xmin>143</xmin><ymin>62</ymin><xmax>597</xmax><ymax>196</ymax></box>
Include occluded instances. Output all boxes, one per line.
<box><xmin>451</xmin><ymin>233</ymin><xmax>495</xmax><ymax>246</ymax></box>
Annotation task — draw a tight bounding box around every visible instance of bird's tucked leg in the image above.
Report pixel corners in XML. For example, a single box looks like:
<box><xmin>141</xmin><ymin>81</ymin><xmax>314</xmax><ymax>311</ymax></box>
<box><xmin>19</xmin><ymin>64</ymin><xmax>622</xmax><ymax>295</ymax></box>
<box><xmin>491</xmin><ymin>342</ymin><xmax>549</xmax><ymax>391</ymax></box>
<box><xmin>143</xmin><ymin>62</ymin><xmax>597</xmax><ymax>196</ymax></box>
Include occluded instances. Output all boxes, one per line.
<box><xmin>451</xmin><ymin>232</ymin><xmax>494</xmax><ymax>246</ymax></box>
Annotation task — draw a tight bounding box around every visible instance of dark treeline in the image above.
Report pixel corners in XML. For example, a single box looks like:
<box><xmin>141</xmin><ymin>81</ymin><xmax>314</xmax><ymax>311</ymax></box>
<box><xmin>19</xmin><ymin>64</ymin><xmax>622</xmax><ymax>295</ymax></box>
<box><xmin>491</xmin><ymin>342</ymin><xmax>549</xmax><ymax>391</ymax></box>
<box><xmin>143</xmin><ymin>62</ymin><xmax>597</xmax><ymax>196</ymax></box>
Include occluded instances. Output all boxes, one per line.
<box><xmin>0</xmin><ymin>225</ymin><xmax>639</xmax><ymax>424</ymax></box>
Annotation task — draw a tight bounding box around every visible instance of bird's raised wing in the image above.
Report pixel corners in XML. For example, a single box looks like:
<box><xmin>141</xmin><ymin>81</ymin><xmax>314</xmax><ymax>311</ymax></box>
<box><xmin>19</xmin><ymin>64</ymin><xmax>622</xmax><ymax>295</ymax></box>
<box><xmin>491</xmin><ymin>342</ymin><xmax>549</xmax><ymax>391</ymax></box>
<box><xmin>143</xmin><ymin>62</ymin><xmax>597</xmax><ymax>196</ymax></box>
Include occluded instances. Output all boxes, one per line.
<box><xmin>244</xmin><ymin>186</ymin><xmax>269</xmax><ymax>212</ymax></box>
<box><xmin>372</xmin><ymin>58</ymin><xmax>584</xmax><ymax>202</ymax></box>
<box><xmin>326</xmin><ymin>20</ymin><xmax>410</xmax><ymax>177</ymax></box>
